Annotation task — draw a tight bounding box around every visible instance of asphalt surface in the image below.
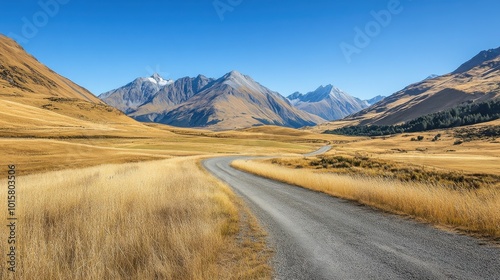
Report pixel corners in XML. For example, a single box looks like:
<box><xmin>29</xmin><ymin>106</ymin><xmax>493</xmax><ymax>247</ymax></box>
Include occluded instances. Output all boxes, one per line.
<box><xmin>203</xmin><ymin>150</ymin><xmax>500</xmax><ymax>280</ymax></box>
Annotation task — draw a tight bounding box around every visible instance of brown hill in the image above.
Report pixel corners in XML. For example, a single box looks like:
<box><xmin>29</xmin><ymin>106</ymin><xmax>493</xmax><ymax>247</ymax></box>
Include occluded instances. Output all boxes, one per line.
<box><xmin>347</xmin><ymin>47</ymin><xmax>500</xmax><ymax>125</ymax></box>
<box><xmin>0</xmin><ymin>35</ymin><xmax>138</xmax><ymax>136</ymax></box>
<box><xmin>0</xmin><ymin>35</ymin><xmax>100</xmax><ymax>103</ymax></box>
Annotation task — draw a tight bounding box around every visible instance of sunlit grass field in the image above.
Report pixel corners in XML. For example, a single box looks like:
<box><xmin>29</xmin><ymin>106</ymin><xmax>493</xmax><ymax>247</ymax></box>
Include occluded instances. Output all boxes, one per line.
<box><xmin>0</xmin><ymin>157</ymin><xmax>271</xmax><ymax>279</ymax></box>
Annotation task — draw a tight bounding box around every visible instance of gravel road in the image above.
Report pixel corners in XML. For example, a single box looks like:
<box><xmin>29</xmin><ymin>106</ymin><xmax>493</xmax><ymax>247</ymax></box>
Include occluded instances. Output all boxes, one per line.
<box><xmin>203</xmin><ymin>150</ymin><xmax>499</xmax><ymax>279</ymax></box>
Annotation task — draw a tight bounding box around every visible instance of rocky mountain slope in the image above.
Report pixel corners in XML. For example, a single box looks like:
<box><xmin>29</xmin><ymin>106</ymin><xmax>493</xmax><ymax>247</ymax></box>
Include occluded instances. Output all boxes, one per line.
<box><xmin>287</xmin><ymin>85</ymin><xmax>381</xmax><ymax>121</ymax></box>
<box><xmin>101</xmin><ymin>71</ymin><xmax>324</xmax><ymax>130</ymax></box>
<box><xmin>100</xmin><ymin>73</ymin><xmax>174</xmax><ymax>113</ymax></box>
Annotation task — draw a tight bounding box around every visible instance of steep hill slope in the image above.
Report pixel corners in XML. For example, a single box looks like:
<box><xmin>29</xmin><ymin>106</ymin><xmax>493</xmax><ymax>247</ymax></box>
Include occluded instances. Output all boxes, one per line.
<box><xmin>0</xmin><ymin>35</ymin><xmax>138</xmax><ymax>136</ymax></box>
<box><xmin>0</xmin><ymin>35</ymin><xmax>100</xmax><ymax>103</ymax></box>
<box><xmin>347</xmin><ymin>47</ymin><xmax>500</xmax><ymax>125</ymax></box>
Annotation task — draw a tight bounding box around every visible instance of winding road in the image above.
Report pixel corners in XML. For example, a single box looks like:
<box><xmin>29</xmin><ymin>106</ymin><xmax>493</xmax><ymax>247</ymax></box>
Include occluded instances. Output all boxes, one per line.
<box><xmin>203</xmin><ymin>147</ymin><xmax>500</xmax><ymax>279</ymax></box>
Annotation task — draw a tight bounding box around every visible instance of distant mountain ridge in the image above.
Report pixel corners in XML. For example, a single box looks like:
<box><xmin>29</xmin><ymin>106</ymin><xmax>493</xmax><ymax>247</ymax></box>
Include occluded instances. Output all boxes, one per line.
<box><xmin>287</xmin><ymin>85</ymin><xmax>384</xmax><ymax>121</ymax></box>
<box><xmin>363</xmin><ymin>95</ymin><xmax>385</xmax><ymax>106</ymax></box>
<box><xmin>100</xmin><ymin>74</ymin><xmax>175</xmax><ymax>113</ymax></box>
<box><xmin>100</xmin><ymin>71</ymin><xmax>324</xmax><ymax>130</ymax></box>
<box><xmin>346</xmin><ymin>46</ymin><xmax>500</xmax><ymax>126</ymax></box>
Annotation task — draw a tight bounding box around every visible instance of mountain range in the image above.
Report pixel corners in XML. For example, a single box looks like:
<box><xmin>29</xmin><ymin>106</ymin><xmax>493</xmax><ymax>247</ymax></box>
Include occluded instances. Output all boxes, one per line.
<box><xmin>2</xmin><ymin>32</ymin><xmax>497</xmax><ymax>133</ymax></box>
<box><xmin>348</xmin><ymin>47</ymin><xmax>500</xmax><ymax>126</ymax></box>
<box><xmin>100</xmin><ymin>73</ymin><xmax>174</xmax><ymax>114</ymax></box>
<box><xmin>287</xmin><ymin>86</ymin><xmax>384</xmax><ymax>121</ymax></box>
<box><xmin>100</xmin><ymin>71</ymin><xmax>325</xmax><ymax>130</ymax></box>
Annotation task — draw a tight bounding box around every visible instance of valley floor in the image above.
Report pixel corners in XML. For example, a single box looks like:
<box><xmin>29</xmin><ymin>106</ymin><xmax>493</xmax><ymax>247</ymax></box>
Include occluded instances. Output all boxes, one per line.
<box><xmin>0</xmin><ymin>123</ymin><xmax>498</xmax><ymax>278</ymax></box>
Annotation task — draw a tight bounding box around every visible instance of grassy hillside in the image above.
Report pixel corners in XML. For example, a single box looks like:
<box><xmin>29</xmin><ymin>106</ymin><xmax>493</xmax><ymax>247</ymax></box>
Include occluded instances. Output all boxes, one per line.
<box><xmin>345</xmin><ymin>47</ymin><xmax>500</xmax><ymax>126</ymax></box>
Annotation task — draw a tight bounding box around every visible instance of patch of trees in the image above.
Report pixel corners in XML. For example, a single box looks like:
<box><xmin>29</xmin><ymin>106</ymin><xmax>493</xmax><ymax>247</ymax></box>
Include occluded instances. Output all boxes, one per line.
<box><xmin>325</xmin><ymin>99</ymin><xmax>500</xmax><ymax>136</ymax></box>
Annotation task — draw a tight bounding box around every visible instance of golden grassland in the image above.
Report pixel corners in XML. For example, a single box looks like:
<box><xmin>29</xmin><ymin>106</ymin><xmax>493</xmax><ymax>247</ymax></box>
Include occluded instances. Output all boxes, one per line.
<box><xmin>0</xmin><ymin>157</ymin><xmax>271</xmax><ymax>279</ymax></box>
<box><xmin>0</xmin><ymin>134</ymin><xmax>317</xmax><ymax>176</ymax></box>
<box><xmin>0</xmin><ymin>97</ymin><xmax>498</xmax><ymax>278</ymax></box>
<box><xmin>268</xmin><ymin>155</ymin><xmax>500</xmax><ymax>190</ymax></box>
<box><xmin>0</xmin><ymin>95</ymin><xmax>335</xmax><ymax>175</ymax></box>
<box><xmin>231</xmin><ymin>159</ymin><xmax>500</xmax><ymax>239</ymax></box>
<box><xmin>3</xmin><ymin>31</ymin><xmax>498</xmax><ymax>278</ymax></box>
<box><xmin>314</xmin><ymin>124</ymin><xmax>500</xmax><ymax>176</ymax></box>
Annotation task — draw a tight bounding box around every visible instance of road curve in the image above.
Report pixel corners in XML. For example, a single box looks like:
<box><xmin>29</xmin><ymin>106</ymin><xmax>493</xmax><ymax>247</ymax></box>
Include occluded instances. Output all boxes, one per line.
<box><xmin>303</xmin><ymin>145</ymin><xmax>331</xmax><ymax>157</ymax></box>
<box><xmin>203</xmin><ymin>151</ymin><xmax>500</xmax><ymax>279</ymax></box>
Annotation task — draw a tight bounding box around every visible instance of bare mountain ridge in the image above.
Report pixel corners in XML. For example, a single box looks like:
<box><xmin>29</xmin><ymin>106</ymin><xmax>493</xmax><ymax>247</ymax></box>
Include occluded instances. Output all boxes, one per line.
<box><xmin>100</xmin><ymin>74</ymin><xmax>174</xmax><ymax>113</ymax></box>
<box><xmin>347</xmin><ymin>46</ymin><xmax>500</xmax><ymax>125</ymax></box>
<box><xmin>131</xmin><ymin>74</ymin><xmax>215</xmax><ymax>122</ymax></box>
<box><xmin>287</xmin><ymin>85</ymin><xmax>384</xmax><ymax>121</ymax></box>
<box><xmin>101</xmin><ymin>70</ymin><xmax>325</xmax><ymax>130</ymax></box>
<box><xmin>453</xmin><ymin>47</ymin><xmax>500</xmax><ymax>74</ymax></box>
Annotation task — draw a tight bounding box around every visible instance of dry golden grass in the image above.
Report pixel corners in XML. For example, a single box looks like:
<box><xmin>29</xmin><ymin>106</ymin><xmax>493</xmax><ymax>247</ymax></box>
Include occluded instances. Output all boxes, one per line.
<box><xmin>269</xmin><ymin>155</ymin><xmax>500</xmax><ymax>190</ymax></box>
<box><xmin>232</xmin><ymin>159</ymin><xmax>500</xmax><ymax>239</ymax></box>
<box><xmin>0</xmin><ymin>123</ymin><xmax>327</xmax><ymax>176</ymax></box>
<box><xmin>0</xmin><ymin>157</ymin><xmax>271</xmax><ymax>279</ymax></box>
<box><xmin>321</xmin><ymin>128</ymin><xmax>500</xmax><ymax>176</ymax></box>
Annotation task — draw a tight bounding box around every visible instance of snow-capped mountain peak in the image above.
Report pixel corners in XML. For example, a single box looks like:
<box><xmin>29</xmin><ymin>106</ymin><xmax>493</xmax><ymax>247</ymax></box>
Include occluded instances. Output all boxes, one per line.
<box><xmin>148</xmin><ymin>73</ymin><xmax>174</xmax><ymax>86</ymax></box>
<box><xmin>286</xmin><ymin>84</ymin><xmax>369</xmax><ymax>121</ymax></box>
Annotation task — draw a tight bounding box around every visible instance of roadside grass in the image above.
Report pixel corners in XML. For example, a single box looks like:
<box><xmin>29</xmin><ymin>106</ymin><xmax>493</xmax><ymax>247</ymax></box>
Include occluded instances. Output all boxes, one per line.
<box><xmin>270</xmin><ymin>155</ymin><xmax>500</xmax><ymax>190</ymax></box>
<box><xmin>232</xmin><ymin>159</ymin><xmax>500</xmax><ymax>239</ymax></box>
<box><xmin>0</xmin><ymin>157</ymin><xmax>271</xmax><ymax>279</ymax></box>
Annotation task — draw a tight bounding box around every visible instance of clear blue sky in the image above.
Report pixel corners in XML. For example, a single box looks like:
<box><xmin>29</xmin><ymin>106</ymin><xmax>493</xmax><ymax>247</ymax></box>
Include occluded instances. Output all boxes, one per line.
<box><xmin>1</xmin><ymin>0</ymin><xmax>500</xmax><ymax>99</ymax></box>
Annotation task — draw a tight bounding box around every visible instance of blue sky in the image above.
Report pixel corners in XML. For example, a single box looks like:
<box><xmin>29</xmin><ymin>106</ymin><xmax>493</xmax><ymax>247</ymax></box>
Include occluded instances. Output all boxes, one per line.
<box><xmin>1</xmin><ymin>0</ymin><xmax>500</xmax><ymax>99</ymax></box>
